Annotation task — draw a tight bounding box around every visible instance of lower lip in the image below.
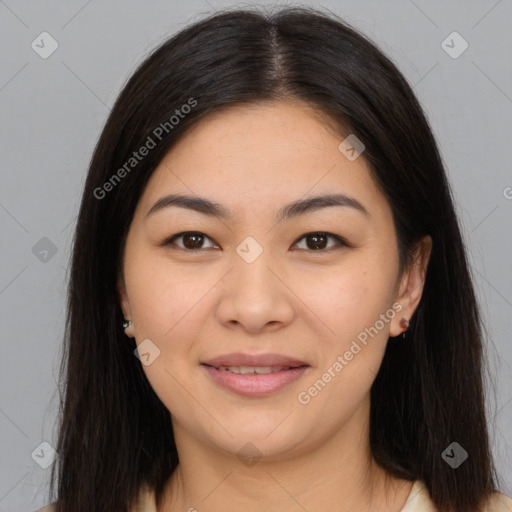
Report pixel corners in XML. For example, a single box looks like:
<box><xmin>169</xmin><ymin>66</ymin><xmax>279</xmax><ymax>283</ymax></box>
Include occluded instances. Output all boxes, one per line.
<box><xmin>201</xmin><ymin>364</ymin><xmax>309</xmax><ymax>397</ymax></box>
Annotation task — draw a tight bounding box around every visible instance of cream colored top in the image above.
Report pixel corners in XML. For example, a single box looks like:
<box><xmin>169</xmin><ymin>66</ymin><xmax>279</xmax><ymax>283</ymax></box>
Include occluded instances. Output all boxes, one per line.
<box><xmin>34</xmin><ymin>480</ymin><xmax>512</xmax><ymax>512</ymax></box>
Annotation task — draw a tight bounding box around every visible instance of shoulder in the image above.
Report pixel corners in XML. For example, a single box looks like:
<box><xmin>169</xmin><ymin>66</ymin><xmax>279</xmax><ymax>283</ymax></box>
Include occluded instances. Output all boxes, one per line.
<box><xmin>400</xmin><ymin>480</ymin><xmax>512</xmax><ymax>512</ymax></box>
<box><xmin>31</xmin><ymin>485</ymin><xmax>157</xmax><ymax>512</ymax></box>
<box><xmin>33</xmin><ymin>505</ymin><xmax>56</xmax><ymax>512</ymax></box>
<box><xmin>400</xmin><ymin>480</ymin><xmax>437</xmax><ymax>511</ymax></box>
<box><xmin>32</xmin><ymin>486</ymin><xmax>512</xmax><ymax>512</ymax></box>
<box><xmin>482</xmin><ymin>491</ymin><xmax>512</xmax><ymax>512</ymax></box>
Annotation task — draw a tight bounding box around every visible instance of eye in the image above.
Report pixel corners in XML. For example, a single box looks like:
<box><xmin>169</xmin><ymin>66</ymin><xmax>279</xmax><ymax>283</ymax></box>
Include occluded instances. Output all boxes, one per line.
<box><xmin>292</xmin><ymin>232</ymin><xmax>348</xmax><ymax>252</ymax></box>
<box><xmin>161</xmin><ymin>231</ymin><xmax>219</xmax><ymax>251</ymax></box>
<box><xmin>161</xmin><ymin>231</ymin><xmax>348</xmax><ymax>253</ymax></box>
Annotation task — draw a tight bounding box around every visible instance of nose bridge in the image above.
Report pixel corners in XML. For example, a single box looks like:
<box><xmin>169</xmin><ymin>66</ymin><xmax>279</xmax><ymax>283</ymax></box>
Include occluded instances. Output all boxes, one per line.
<box><xmin>235</xmin><ymin>233</ymin><xmax>267</xmax><ymax>265</ymax></box>
<box><xmin>232</xmin><ymin>234</ymin><xmax>275</xmax><ymax>292</ymax></box>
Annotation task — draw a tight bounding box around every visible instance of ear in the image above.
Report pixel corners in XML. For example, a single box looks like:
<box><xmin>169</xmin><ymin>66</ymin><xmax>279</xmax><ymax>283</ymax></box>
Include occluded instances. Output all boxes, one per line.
<box><xmin>390</xmin><ymin>235</ymin><xmax>432</xmax><ymax>337</ymax></box>
<box><xmin>118</xmin><ymin>274</ymin><xmax>135</xmax><ymax>338</ymax></box>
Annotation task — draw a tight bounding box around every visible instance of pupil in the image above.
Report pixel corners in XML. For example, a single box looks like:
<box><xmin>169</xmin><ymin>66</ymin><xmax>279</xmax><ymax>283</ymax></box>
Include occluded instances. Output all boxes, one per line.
<box><xmin>308</xmin><ymin>233</ymin><xmax>327</xmax><ymax>250</ymax></box>
<box><xmin>184</xmin><ymin>233</ymin><xmax>203</xmax><ymax>249</ymax></box>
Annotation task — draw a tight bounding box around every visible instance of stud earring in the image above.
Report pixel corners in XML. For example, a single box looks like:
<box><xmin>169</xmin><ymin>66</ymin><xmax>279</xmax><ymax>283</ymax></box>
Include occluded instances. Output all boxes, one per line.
<box><xmin>399</xmin><ymin>317</ymin><xmax>409</xmax><ymax>338</ymax></box>
<box><xmin>122</xmin><ymin>319</ymin><xmax>132</xmax><ymax>329</ymax></box>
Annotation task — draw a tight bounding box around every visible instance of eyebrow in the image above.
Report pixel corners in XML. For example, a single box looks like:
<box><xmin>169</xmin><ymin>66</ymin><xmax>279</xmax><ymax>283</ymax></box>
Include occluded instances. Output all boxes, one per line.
<box><xmin>145</xmin><ymin>192</ymin><xmax>369</xmax><ymax>221</ymax></box>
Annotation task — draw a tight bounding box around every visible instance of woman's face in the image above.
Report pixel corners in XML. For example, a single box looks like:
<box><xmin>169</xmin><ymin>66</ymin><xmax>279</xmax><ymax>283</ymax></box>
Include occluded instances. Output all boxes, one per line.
<box><xmin>119</xmin><ymin>100</ymin><xmax>430</xmax><ymax>461</ymax></box>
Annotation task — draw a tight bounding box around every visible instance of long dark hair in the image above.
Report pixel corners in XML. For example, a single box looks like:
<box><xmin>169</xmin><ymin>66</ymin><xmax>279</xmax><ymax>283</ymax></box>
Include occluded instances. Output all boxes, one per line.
<box><xmin>48</xmin><ymin>6</ymin><xmax>500</xmax><ymax>512</ymax></box>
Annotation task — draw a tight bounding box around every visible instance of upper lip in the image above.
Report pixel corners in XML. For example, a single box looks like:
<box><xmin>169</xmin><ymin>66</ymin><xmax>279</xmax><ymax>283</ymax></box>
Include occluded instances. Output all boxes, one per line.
<box><xmin>202</xmin><ymin>352</ymin><xmax>309</xmax><ymax>368</ymax></box>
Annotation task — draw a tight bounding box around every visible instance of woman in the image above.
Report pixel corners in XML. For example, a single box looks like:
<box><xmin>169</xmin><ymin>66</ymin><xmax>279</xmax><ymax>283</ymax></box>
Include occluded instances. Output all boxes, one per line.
<box><xmin>36</xmin><ymin>6</ymin><xmax>512</xmax><ymax>512</ymax></box>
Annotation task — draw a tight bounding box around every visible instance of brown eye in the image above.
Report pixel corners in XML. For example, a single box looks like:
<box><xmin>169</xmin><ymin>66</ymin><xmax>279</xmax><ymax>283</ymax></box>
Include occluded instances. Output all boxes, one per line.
<box><xmin>163</xmin><ymin>231</ymin><xmax>218</xmax><ymax>251</ymax></box>
<box><xmin>293</xmin><ymin>232</ymin><xmax>347</xmax><ymax>251</ymax></box>
<box><xmin>161</xmin><ymin>231</ymin><xmax>347</xmax><ymax>253</ymax></box>
<box><xmin>181</xmin><ymin>232</ymin><xmax>206</xmax><ymax>250</ymax></box>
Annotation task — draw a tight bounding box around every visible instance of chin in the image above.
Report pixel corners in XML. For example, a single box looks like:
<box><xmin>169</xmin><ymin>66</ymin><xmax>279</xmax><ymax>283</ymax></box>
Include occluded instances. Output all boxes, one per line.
<box><xmin>207</xmin><ymin>420</ymin><xmax>306</xmax><ymax>460</ymax></box>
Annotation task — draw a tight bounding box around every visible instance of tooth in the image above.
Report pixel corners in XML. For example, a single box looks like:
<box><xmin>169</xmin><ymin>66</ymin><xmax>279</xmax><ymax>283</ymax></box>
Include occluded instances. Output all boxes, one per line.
<box><xmin>215</xmin><ymin>365</ymin><xmax>293</xmax><ymax>374</ymax></box>
<box><xmin>254</xmin><ymin>366</ymin><xmax>273</xmax><ymax>374</ymax></box>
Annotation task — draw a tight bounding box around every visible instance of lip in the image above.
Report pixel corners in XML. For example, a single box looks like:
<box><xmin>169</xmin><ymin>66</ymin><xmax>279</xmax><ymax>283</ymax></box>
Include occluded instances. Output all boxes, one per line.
<box><xmin>201</xmin><ymin>352</ymin><xmax>308</xmax><ymax>368</ymax></box>
<box><xmin>202</xmin><ymin>364</ymin><xmax>310</xmax><ymax>397</ymax></box>
<box><xmin>201</xmin><ymin>352</ymin><xmax>310</xmax><ymax>398</ymax></box>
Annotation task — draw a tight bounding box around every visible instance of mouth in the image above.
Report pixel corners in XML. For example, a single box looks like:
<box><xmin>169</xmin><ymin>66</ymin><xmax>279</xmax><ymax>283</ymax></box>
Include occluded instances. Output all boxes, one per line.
<box><xmin>201</xmin><ymin>352</ymin><xmax>309</xmax><ymax>369</ymax></box>
<box><xmin>201</xmin><ymin>362</ymin><xmax>310</xmax><ymax>397</ymax></box>
<box><xmin>206</xmin><ymin>365</ymin><xmax>304</xmax><ymax>374</ymax></box>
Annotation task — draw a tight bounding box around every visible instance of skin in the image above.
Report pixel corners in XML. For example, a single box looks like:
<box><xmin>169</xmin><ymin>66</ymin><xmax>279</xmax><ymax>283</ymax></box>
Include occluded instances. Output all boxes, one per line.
<box><xmin>118</xmin><ymin>100</ymin><xmax>432</xmax><ymax>512</ymax></box>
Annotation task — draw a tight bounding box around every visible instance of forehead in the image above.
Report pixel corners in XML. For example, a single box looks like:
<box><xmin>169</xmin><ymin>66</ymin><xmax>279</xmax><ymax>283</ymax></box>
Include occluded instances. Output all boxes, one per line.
<box><xmin>135</xmin><ymin>100</ymin><xmax>392</xmax><ymax>225</ymax></box>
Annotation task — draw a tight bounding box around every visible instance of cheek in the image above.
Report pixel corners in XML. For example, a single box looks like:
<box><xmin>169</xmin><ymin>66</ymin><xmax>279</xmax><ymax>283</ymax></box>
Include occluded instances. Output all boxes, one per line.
<box><xmin>295</xmin><ymin>263</ymin><xmax>381</xmax><ymax>343</ymax></box>
<box><xmin>294</xmin><ymin>257</ymin><xmax>396</xmax><ymax>390</ymax></box>
<box><xmin>294</xmin><ymin>273</ymin><xmax>392</xmax><ymax>425</ymax></box>
<box><xmin>124</xmin><ymin>246</ymin><xmax>198</xmax><ymax>341</ymax></box>
<box><xmin>124</xmin><ymin>252</ymin><xmax>211</xmax><ymax>409</ymax></box>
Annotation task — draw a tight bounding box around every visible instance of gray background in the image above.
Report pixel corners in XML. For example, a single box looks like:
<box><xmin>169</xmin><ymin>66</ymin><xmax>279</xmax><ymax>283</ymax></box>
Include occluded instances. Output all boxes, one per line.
<box><xmin>0</xmin><ymin>0</ymin><xmax>511</xmax><ymax>510</ymax></box>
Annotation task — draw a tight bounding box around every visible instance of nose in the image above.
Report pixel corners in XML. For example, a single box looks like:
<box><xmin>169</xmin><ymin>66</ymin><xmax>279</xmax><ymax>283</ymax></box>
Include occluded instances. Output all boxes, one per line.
<box><xmin>215</xmin><ymin>250</ymin><xmax>296</xmax><ymax>335</ymax></box>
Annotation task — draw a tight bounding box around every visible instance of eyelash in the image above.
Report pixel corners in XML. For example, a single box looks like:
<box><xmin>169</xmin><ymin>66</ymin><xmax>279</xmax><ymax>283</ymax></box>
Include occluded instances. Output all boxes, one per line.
<box><xmin>160</xmin><ymin>231</ymin><xmax>349</xmax><ymax>253</ymax></box>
